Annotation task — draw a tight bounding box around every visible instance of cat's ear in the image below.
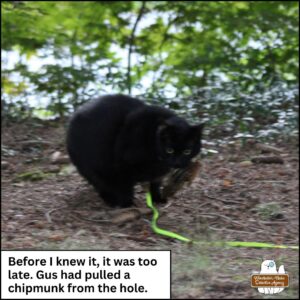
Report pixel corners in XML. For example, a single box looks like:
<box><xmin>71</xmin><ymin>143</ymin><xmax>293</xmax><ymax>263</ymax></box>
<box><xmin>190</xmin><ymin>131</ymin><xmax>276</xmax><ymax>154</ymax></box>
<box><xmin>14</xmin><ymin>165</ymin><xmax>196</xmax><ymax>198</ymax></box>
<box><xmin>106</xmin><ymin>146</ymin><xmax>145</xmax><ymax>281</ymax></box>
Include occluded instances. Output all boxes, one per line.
<box><xmin>157</xmin><ymin>121</ymin><xmax>173</xmax><ymax>142</ymax></box>
<box><xmin>157</xmin><ymin>123</ymin><xmax>169</xmax><ymax>139</ymax></box>
<box><xmin>192</xmin><ymin>123</ymin><xmax>205</xmax><ymax>138</ymax></box>
<box><xmin>157</xmin><ymin>118</ymin><xmax>175</xmax><ymax>134</ymax></box>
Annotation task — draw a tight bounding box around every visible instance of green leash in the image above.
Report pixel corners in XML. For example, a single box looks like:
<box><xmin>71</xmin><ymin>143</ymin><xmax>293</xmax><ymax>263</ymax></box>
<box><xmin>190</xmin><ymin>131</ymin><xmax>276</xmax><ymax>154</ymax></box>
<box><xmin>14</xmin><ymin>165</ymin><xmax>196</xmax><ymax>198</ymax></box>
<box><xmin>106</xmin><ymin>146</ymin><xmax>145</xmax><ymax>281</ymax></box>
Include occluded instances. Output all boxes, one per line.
<box><xmin>146</xmin><ymin>192</ymin><xmax>191</xmax><ymax>243</ymax></box>
<box><xmin>146</xmin><ymin>192</ymin><xmax>299</xmax><ymax>250</ymax></box>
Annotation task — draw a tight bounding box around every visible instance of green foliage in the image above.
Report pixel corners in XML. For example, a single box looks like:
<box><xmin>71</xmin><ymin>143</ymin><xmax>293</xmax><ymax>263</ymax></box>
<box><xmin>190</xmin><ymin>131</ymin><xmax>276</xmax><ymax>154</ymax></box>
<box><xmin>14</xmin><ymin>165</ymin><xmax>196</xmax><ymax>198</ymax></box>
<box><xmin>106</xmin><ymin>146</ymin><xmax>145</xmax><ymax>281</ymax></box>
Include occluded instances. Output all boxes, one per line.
<box><xmin>16</xmin><ymin>169</ymin><xmax>52</xmax><ymax>181</ymax></box>
<box><xmin>1</xmin><ymin>1</ymin><xmax>299</xmax><ymax>138</ymax></box>
<box><xmin>166</xmin><ymin>77</ymin><xmax>299</xmax><ymax>140</ymax></box>
<box><xmin>254</xmin><ymin>202</ymin><xmax>282</xmax><ymax>221</ymax></box>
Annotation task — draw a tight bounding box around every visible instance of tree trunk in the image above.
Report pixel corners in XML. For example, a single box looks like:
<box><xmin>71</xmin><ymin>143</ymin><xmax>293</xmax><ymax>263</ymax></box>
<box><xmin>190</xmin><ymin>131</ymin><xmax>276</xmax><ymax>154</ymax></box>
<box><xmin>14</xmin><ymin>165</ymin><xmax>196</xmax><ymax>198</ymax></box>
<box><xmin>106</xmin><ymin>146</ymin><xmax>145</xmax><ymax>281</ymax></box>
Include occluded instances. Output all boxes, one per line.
<box><xmin>127</xmin><ymin>1</ymin><xmax>146</xmax><ymax>95</ymax></box>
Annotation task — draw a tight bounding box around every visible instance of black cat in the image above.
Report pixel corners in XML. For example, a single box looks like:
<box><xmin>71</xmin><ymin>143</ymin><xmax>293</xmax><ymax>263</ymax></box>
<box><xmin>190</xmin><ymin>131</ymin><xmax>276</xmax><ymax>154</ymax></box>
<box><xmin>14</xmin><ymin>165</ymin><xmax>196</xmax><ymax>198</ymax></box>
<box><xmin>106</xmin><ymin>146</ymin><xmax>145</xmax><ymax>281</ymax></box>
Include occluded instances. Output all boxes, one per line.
<box><xmin>67</xmin><ymin>94</ymin><xmax>203</xmax><ymax>207</ymax></box>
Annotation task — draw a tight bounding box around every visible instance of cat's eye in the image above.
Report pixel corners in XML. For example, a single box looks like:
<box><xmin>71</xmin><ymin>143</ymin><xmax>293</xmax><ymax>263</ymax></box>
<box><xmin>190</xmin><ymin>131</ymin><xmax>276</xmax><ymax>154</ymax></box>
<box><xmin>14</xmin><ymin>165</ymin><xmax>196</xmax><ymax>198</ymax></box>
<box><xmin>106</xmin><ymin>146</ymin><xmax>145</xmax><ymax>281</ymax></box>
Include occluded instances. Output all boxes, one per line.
<box><xmin>166</xmin><ymin>148</ymin><xmax>174</xmax><ymax>154</ymax></box>
<box><xmin>183</xmin><ymin>149</ymin><xmax>191</xmax><ymax>155</ymax></box>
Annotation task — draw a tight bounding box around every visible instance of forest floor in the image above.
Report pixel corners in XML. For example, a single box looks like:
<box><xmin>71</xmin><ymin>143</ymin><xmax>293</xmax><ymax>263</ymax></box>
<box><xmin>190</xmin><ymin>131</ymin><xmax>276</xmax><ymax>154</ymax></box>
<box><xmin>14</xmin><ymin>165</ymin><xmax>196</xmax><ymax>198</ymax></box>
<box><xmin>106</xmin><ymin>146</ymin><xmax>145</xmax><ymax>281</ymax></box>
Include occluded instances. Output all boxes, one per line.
<box><xmin>2</xmin><ymin>119</ymin><xmax>299</xmax><ymax>299</ymax></box>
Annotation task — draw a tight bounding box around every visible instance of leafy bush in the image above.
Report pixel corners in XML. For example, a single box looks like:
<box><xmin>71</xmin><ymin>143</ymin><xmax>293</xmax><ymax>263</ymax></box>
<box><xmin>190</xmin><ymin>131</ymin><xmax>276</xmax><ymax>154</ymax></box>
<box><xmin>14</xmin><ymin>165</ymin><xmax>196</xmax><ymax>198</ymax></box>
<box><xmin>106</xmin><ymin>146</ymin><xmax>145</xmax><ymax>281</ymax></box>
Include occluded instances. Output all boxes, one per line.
<box><xmin>1</xmin><ymin>1</ymin><xmax>299</xmax><ymax>140</ymax></box>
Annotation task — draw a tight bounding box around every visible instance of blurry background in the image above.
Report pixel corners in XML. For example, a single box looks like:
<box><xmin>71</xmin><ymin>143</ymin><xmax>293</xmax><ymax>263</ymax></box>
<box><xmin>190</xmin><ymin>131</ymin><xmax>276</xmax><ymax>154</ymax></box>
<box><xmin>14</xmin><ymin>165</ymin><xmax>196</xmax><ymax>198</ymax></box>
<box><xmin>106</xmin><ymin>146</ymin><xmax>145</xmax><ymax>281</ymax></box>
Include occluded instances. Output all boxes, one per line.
<box><xmin>2</xmin><ymin>1</ymin><xmax>299</xmax><ymax>140</ymax></box>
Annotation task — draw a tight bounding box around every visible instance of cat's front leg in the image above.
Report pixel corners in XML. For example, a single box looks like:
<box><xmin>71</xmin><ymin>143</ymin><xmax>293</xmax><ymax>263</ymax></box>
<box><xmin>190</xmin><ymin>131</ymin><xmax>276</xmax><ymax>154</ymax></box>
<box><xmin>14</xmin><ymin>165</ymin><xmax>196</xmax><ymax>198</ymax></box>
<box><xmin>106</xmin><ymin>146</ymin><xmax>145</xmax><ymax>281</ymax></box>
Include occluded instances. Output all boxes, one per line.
<box><xmin>150</xmin><ymin>180</ymin><xmax>167</xmax><ymax>204</ymax></box>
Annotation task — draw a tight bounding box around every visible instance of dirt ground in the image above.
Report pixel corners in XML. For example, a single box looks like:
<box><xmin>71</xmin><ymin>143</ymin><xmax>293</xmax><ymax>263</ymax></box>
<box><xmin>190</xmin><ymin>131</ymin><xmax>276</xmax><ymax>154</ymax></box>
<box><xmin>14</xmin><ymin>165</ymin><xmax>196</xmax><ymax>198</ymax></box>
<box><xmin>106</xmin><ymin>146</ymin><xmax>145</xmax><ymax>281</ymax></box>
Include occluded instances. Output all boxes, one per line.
<box><xmin>2</xmin><ymin>120</ymin><xmax>299</xmax><ymax>299</ymax></box>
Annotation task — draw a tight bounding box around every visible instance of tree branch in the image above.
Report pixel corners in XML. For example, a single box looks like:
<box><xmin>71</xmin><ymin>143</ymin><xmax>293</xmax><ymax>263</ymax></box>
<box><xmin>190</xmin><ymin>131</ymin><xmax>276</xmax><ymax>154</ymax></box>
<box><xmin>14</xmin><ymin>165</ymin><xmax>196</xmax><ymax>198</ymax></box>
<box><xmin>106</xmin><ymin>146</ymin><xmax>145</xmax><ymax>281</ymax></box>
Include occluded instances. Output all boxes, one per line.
<box><xmin>127</xmin><ymin>1</ymin><xmax>146</xmax><ymax>95</ymax></box>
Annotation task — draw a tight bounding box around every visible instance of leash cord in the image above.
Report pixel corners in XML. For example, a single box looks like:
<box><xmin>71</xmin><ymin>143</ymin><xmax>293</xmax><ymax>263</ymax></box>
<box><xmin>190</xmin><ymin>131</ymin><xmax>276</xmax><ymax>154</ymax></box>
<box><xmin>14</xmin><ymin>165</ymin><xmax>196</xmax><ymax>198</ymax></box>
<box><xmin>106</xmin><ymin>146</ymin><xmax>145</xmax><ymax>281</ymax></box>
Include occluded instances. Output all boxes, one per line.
<box><xmin>146</xmin><ymin>192</ymin><xmax>299</xmax><ymax>250</ymax></box>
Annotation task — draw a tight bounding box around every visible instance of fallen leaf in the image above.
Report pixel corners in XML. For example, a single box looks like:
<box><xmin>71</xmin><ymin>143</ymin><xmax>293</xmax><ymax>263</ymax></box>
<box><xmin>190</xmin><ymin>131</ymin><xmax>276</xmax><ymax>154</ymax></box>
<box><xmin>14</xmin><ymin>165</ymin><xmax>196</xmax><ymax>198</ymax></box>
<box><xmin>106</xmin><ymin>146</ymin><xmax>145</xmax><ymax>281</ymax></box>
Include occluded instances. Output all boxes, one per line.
<box><xmin>239</xmin><ymin>160</ymin><xmax>253</xmax><ymax>167</ymax></box>
<box><xmin>223</xmin><ymin>179</ymin><xmax>233</xmax><ymax>187</ymax></box>
<box><xmin>59</xmin><ymin>164</ymin><xmax>77</xmax><ymax>176</ymax></box>
<box><xmin>111</xmin><ymin>210</ymin><xmax>140</xmax><ymax>224</ymax></box>
<box><xmin>48</xmin><ymin>234</ymin><xmax>65</xmax><ymax>241</ymax></box>
<box><xmin>51</xmin><ymin>151</ymin><xmax>70</xmax><ymax>164</ymax></box>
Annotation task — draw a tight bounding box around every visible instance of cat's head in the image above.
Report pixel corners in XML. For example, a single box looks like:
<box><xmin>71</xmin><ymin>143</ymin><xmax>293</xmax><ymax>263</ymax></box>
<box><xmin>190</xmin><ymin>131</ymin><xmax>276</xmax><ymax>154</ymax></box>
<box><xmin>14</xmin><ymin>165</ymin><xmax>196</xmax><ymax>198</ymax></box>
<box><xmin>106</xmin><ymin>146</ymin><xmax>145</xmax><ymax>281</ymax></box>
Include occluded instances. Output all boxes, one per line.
<box><xmin>156</xmin><ymin>116</ymin><xmax>204</xmax><ymax>168</ymax></box>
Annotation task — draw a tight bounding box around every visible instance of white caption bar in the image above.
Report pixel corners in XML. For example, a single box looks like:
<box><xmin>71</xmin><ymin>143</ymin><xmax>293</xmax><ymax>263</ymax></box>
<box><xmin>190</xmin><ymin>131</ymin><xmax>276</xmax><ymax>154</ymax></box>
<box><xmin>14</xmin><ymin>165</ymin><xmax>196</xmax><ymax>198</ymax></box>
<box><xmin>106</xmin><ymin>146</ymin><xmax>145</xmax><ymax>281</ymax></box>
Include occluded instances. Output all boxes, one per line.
<box><xmin>1</xmin><ymin>250</ymin><xmax>171</xmax><ymax>299</ymax></box>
